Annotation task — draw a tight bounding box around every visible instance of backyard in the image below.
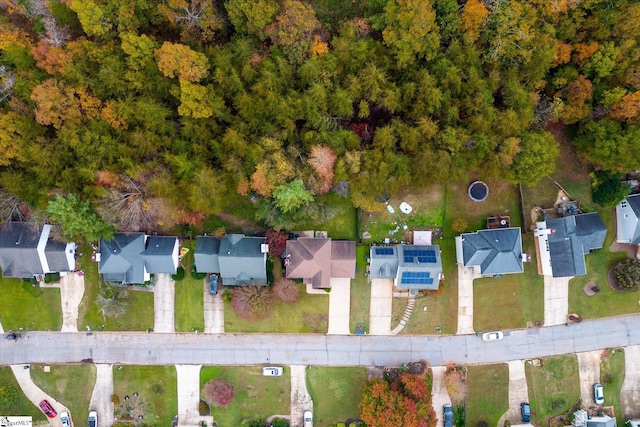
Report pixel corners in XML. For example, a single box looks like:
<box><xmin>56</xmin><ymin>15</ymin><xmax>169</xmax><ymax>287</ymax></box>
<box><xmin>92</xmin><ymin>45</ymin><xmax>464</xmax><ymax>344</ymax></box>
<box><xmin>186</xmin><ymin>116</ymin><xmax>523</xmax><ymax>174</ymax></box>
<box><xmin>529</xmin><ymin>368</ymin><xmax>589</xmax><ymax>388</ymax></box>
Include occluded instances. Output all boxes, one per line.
<box><xmin>306</xmin><ymin>367</ymin><xmax>368</xmax><ymax>426</ymax></box>
<box><xmin>200</xmin><ymin>366</ymin><xmax>289</xmax><ymax>426</ymax></box>
<box><xmin>465</xmin><ymin>364</ymin><xmax>509</xmax><ymax>427</ymax></box>
<box><xmin>0</xmin><ymin>366</ymin><xmax>47</xmax><ymax>422</ymax></box>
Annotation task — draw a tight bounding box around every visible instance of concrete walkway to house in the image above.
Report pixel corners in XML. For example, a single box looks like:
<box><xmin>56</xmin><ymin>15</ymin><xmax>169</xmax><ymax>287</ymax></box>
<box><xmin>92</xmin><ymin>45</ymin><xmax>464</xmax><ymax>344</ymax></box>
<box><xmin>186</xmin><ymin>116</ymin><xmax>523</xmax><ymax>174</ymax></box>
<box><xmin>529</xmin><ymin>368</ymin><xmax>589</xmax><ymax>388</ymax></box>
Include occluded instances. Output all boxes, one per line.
<box><xmin>175</xmin><ymin>365</ymin><xmax>213</xmax><ymax>427</ymax></box>
<box><xmin>327</xmin><ymin>278</ymin><xmax>351</xmax><ymax>335</ymax></box>
<box><xmin>577</xmin><ymin>350</ymin><xmax>603</xmax><ymax>410</ymax></box>
<box><xmin>40</xmin><ymin>272</ymin><xmax>85</xmax><ymax>332</ymax></box>
<box><xmin>456</xmin><ymin>265</ymin><xmax>478</xmax><ymax>335</ymax></box>
<box><xmin>290</xmin><ymin>365</ymin><xmax>313</xmax><ymax>427</ymax></box>
<box><xmin>11</xmin><ymin>364</ymin><xmax>70</xmax><ymax>427</ymax></box>
<box><xmin>621</xmin><ymin>345</ymin><xmax>640</xmax><ymax>420</ymax></box>
<box><xmin>89</xmin><ymin>364</ymin><xmax>114</xmax><ymax>427</ymax></box>
<box><xmin>369</xmin><ymin>278</ymin><xmax>393</xmax><ymax>335</ymax></box>
<box><xmin>153</xmin><ymin>274</ymin><xmax>175</xmax><ymax>333</ymax></box>
<box><xmin>543</xmin><ymin>276</ymin><xmax>571</xmax><ymax>326</ymax></box>
<box><xmin>498</xmin><ymin>360</ymin><xmax>530</xmax><ymax>426</ymax></box>
<box><xmin>431</xmin><ymin>366</ymin><xmax>452</xmax><ymax>425</ymax></box>
<box><xmin>203</xmin><ymin>280</ymin><xmax>224</xmax><ymax>334</ymax></box>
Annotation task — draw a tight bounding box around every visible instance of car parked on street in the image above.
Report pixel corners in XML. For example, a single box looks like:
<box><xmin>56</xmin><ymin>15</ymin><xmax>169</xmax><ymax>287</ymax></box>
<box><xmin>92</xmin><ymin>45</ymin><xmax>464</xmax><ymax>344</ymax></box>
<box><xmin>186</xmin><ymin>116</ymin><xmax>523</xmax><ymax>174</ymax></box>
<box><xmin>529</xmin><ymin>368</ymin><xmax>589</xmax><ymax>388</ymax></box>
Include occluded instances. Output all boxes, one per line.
<box><xmin>60</xmin><ymin>411</ymin><xmax>71</xmax><ymax>427</ymax></box>
<box><xmin>262</xmin><ymin>366</ymin><xmax>283</xmax><ymax>376</ymax></box>
<box><xmin>443</xmin><ymin>404</ymin><xmax>453</xmax><ymax>427</ymax></box>
<box><xmin>520</xmin><ymin>402</ymin><xmax>531</xmax><ymax>422</ymax></box>
<box><xmin>39</xmin><ymin>400</ymin><xmax>57</xmax><ymax>418</ymax></box>
<box><xmin>88</xmin><ymin>410</ymin><xmax>98</xmax><ymax>427</ymax></box>
<box><xmin>303</xmin><ymin>410</ymin><xmax>313</xmax><ymax>427</ymax></box>
<box><xmin>594</xmin><ymin>383</ymin><xmax>604</xmax><ymax>404</ymax></box>
<box><xmin>482</xmin><ymin>331</ymin><xmax>504</xmax><ymax>341</ymax></box>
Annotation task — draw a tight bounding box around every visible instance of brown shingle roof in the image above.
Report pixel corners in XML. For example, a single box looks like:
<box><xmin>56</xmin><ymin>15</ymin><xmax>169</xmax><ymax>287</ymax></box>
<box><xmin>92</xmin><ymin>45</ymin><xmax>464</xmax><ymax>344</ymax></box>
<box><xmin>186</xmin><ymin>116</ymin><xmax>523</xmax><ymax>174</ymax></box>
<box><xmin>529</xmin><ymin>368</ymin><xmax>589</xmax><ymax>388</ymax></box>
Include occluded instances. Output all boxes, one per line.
<box><xmin>285</xmin><ymin>238</ymin><xmax>355</xmax><ymax>288</ymax></box>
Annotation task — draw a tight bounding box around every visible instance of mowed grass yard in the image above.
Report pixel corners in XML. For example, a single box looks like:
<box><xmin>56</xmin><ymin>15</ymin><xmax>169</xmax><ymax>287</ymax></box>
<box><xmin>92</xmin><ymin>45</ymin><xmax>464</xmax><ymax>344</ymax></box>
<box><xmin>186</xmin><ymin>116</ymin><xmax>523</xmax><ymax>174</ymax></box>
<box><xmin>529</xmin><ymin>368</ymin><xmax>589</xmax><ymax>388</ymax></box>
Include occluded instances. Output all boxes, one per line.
<box><xmin>294</xmin><ymin>192</ymin><xmax>358</xmax><ymax>241</ymax></box>
<box><xmin>175</xmin><ymin>239</ymin><xmax>205</xmax><ymax>332</ymax></box>
<box><xmin>113</xmin><ymin>365</ymin><xmax>177</xmax><ymax>427</ymax></box>
<box><xmin>0</xmin><ymin>277</ymin><xmax>61</xmax><ymax>331</ymax></box>
<box><xmin>350</xmin><ymin>245</ymin><xmax>371</xmax><ymax>334</ymax></box>
<box><xmin>465</xmin><ymin>364</ymin><xmax>509</xmax><ymax>427</ymax></box>
<box><xmin>201</xmin><ymin>366</ymin><xmax>289</xmax><ymax>426</ymax></box>
<box><xmin>306</xmin><ymin>367</ymin><xmax>368</xmax><ymax>426</ymax></box>
<box><xmin>600</xmin><ymin>348</ymin><xmax>625</xmax><ymax>426</ymax></box>
<box><xmin>30</xmin><ymin>364</ymin><xmax>95</xmax><ymax>422</ymax></box>
<box><xmin>0</xmin><ymin>366</ymin><xmax>47</xmax><ymax>422</ymax></box>
<box><xmin>525</xmin><ymin>355</ymin><xmax>580</xmax><ymax>426</ymax></box>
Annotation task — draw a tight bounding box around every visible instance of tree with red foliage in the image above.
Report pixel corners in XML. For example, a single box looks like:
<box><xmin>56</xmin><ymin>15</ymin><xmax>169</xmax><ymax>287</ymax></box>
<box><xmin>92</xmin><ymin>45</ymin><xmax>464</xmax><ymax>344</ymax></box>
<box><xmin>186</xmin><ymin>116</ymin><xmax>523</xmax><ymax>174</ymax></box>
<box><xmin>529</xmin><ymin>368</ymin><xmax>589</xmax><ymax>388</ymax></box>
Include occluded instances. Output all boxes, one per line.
<box><xmin>203</xmin><ymin>378</ymin><xmax>235</xmax><ymax>408</ymax></box>
<box><xmin>272</xmin><ymin>278</ymin><xmax>300</xmax><ymax>304</ymax></box>
<box><xmin>266</xmin><ymin>229</ymin><xmax>287</xmax><ymax>257</ymax></box>
<box><xmin>230</xmin><ymin>285</ymin><xmax>274</xmax><ymax>321</ymax></box>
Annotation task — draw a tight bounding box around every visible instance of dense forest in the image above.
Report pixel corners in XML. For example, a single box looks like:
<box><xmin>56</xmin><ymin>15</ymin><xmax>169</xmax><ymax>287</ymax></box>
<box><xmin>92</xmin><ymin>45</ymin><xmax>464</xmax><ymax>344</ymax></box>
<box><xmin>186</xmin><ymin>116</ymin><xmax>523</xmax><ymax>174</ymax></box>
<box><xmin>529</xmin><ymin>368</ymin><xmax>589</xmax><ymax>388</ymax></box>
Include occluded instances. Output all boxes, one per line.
<box><xmin>0</xmin><ymin>0</ymin><xmax>639</xmax><ymax>239</ymax></box>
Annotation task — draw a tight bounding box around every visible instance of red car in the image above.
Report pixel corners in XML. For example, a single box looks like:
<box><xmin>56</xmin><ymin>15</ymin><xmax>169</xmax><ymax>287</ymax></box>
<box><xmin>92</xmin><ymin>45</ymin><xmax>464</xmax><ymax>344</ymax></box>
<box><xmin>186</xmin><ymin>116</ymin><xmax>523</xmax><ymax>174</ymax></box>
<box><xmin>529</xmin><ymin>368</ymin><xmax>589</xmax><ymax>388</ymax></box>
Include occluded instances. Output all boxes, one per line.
<box><xmin>39</xmin><ymin>400</ymin><xmax>57</xmax><ymax>418</ymax></box>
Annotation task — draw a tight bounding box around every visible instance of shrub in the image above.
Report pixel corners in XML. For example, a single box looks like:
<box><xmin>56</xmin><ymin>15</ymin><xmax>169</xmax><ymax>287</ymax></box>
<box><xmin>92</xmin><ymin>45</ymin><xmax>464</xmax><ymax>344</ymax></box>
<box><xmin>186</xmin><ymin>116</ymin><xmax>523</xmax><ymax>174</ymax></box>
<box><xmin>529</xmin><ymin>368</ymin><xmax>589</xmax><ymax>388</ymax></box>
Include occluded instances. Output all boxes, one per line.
<box><xmin>231</xmin><ymin>285</ymin><xmax>274</xmax><ymax>321</ymax></box>
<box><xmin>203</xmin><ymin>378</ymin><xmax>235</xmax><ymax>408</ymax></box>
<box><xmin>172</xmin><ymin>267</ymin><xmax>185</xmax><ymax>281</ymax></box>
<box><xmin>191</xmin><ymin>265</ymin><xmax>206</xmax><ymax>280</ymax></box>
<box><xmin>591</xmin><ymin>170</ymin><xmax>630</xmax><ymax>207</ymax></box>
<box><xmin>199</xmin><ymin>398</ymin><xmax>210</xmax><ymax>415</ymax></box>
<box><xmin>271</xmin><ymin>418</ymin><xmax>289</xmax><ymax>427</ymax></box>
<box><xmin>602</xmin><ymin>373</ymin><xmax>613</xmax><ymax>384</ymax></box>
<box><xmin>0</xmin><ymin>385</ymin><xmax>18</xmax><ymax>405</ymax></box>
<box><xmin>266</xmin><ymin>229</ymin><xmax>287</xmax><ymax>257</ymax></box>
<box><xmin>451</xmin><ymin>218</ymin><xmax>469</xmax><ymax>234</ymax></box>
<box><xmin>111</xmin><ymin>394</ymin><xmax>120</xmax><ymax>405</ymax></box>
<box><xmin>478</xmin><ymin>421</ymin><xmax>489</xmax><ymax>427</ymax></box>
<box><xmin>151</xmin><ymin>382</ymin><xmax>164</xmax><ymax>394</ymax></box>
<box><xmin>454</xmin><ymin>406</ymin><xmax>465</xmax><ymax>427</ymax></box>
<box><xmin>272</xmin><ymin>278</ymin><xmax>300</xmax><ymax>303</ymax></box>
<box><xmin>614</xmin><ymin>259</ymin><xmax>640</xmax><ymax>291</ymax></box>
<box><xmin>44</xmin><ymin>272</ymin><xmax>60</xmax><ymax>283</ymax></box>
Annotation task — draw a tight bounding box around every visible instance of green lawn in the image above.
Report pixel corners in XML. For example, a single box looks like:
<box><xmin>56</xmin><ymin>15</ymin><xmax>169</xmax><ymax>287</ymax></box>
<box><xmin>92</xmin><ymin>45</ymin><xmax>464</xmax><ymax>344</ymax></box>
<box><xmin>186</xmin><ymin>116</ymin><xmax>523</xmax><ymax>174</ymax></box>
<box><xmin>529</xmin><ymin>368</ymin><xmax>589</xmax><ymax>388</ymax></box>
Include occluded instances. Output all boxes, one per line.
<box><xmin>30</xmin><ymin>364</ymin><xmax>96</xmax><ymax>422</ymax></box>
<box><xmin>350</xmin><ymin>245</ymin><xmax>371</xmax><ymax>333</ymax></box>
<box><xmin>175</xmin><ymin>277</ymin><xmax>205</xmax><ymax>332</ymax></box>
<box><xmin>0</xmin><ymin>366</ymin><xmax>47</xmax><ymax>422</ymax></box>
<box><xmin>306</xmin><ymin>367</ymin><xmax>368</xmax><ymax>426</ymax></box>
<box><xmin>569</xmin><ymin>209</ymin><xmax>639</xmax><ymax>319</ymax></box>
<box><xmin>0</xmin><ymin>277</ymin><xmax>62</xmax><ymax>331</ymax></box>
<box><xmin>600</xmin><ymin>348</ymin><xmax>625</xmax><ymax>426</ymax></box>
<box><xmin>200</xmin><ymin>366</ymin><xmax>290</xmax><ymax>426</ymax></box>
<box><xmin>473</xmin><ymin>237</ymin><xmax>544</xmax><ymax>331</ymax></box>
<box><xmin>113</xmin><ymin>365</ymin><xmax>177</xmax><ymax>427</ymax></box>
<box><xmin>293</xmin><ymin>192</ymin><xmax>358</xmax><ymax>240</ymax></box>
<box><xmin>465</xmin><ymin>364</ymin><xmax>509</xmax><ymax>427</ymax></box>
<box><xmin>525</xmin><ymin>355</ymin><xmax>580</xmax><ymax>426</ymax></box>
<box><xmin>77</xmin><ymin>244</ymin><xmax>103</xmax><ymax>330</ymax></box>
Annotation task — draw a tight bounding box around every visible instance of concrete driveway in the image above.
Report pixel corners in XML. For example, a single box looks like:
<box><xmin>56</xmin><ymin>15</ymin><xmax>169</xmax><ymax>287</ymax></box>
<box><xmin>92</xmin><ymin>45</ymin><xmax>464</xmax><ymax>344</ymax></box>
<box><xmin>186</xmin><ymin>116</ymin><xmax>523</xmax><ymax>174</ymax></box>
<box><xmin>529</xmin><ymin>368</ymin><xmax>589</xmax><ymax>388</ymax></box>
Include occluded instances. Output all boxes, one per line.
<box><xmin>290</xmin><ymin>365</ymin><xmax>313</xmax><ymax>427</ymax></box>
<box><xmin>327</xmin><ymin>278</ymin><xmax>351</xmax><ymax>335</ymax></box>
<box><xmin>203</xmin><ymin>278</ymin><xmax>224</xmax><ymax>334</ymax></box>
<box><xmin>498</xmin><ymin>360</ymin><xmax>530</xmax><ymax>425</ymax></box>
<box><xmin>576</xmin><ymin>350</ymin><xmax>602</xmax><ymax>409</ymax></box>
<box><xmin>89</xmin><ymin>364</ymin><xmax>114</xmax><ymax>427</ymax></box>
<box><xmin>621</xmin><ymin>345</ymin><xmax>640</xmax><ymax>419</ymax></box>
<box><xmin>543</xmin><ymin>275</ymin><xmax>571</xmax><ymax>326</ymax></box>
<box><xmin>11</xmin><ymin>364</ymin><xmax>70</xmax><ymax>427</ymax></box>
<box><xmin>431</xmin><ymin>366</ymin><xmax>451</xmax><ymax>425</ymax></box>
<box><xmin>456</xmin><ymin>265</ymin><xmax>477</xmax><ymax>335</ymax></box>
<box><xmin>153</xmin><ymin>273</ymin><xmax>175</xmax><ymax>333</ymax></box>
<box><xmin>369</xmin><ymin>278</ymin><xmax>393</xmax><ymax>335</ymax></box>
<box><xmin>176</xmin><ymin>364</ymin><xmax>213</xmax><ymax>427</ymax></box>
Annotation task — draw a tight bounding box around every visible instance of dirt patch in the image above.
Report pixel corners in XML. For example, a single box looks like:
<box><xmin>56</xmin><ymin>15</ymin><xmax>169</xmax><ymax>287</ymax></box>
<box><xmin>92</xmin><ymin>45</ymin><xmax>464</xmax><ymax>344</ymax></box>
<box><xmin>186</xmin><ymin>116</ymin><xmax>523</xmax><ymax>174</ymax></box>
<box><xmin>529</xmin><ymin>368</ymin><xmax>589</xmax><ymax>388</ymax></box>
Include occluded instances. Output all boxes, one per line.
<box><xmin>583</xmin><ymin>282</ymin><xmax>599</xmax><ymax>296</ymax></box>
<box><xmin>302</xmin><ymin>313</ymin><xmax>327</xmax><ymax>333</ymax></box>
<box><xmin>607</xmin><ymin>267</ymin><xmax>623</xmax><ymax>292</ymax></box>
<box><xmin>366</xmin><ymin>367</ymin><xmax>384</xmax><ymax>380</ymax></box>
<box><xmin>610</xmin><ymin>240</ymin><xmax>638</xmax><ymax>259</ymax></box>
<box><xmin>216</xmin><ymin>212</ymin><xmax>258</xmax><ymax>234</ymax></box>
<box><xmin>443</xmin><ymin>364</ymin><xmax>467</xmax><ymax>405</ymax></box>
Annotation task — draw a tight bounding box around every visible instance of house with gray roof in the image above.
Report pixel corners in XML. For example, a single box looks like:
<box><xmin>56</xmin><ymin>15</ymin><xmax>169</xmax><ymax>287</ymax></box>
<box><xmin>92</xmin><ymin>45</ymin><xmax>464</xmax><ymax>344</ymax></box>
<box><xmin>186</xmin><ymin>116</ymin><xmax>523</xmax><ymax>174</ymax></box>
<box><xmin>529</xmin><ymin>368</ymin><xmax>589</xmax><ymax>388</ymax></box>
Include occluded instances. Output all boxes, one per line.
<box><xmin>0</xmin><ymin>222</ymin><xmax>76</xmax><ymax>278</ymax></box>
<box><xmin>534</xmin><ymin>212</ymin><xmax>607</xmax><ymax>277</ymax></box>
<box><xmin>455</xmin><ymin>228</ymin><xmax>523</xmax><ymax>276</ymax></box>
<box><xmin>616</xmin><ymin>194</ymin><xmax>640</xmax><ymax>245</ymax></box>
<box><xmin>572</xmin><ymin>410</ymin><xmax>616</xmax><ymax>427</ymax></box>
<box><xmin>194</xmin><ymin>234</ymin><xmax>268</xmax><ymax>285</ymax></box>
<box><xmin>370</xmin><ymin>244</ymin><xmax>443</xmax><ymax>295</ymax></box>
<box><xmin>143</xmin><ymin>236</ymin><xmax>179</xmax><ymax>274</ymax></box>
<box><xmin>285</xmin><ymin>237</ymin><xmax>355</xmax><ymax>289</ymax></box>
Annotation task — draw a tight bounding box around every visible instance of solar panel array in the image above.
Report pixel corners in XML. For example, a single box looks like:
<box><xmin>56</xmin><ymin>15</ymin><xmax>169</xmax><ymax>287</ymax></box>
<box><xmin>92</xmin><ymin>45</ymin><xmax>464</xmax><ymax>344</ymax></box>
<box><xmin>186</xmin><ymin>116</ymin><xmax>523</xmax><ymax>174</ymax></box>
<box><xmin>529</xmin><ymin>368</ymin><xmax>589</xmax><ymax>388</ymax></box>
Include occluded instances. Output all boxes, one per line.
<box><xmin>374</xmin><ymin>247</ymin><xmax>394</xmax><ymax>255</ymax></box>
<box><xmin>403</xmin><ymin>249</ymin><xmax>437</xmax><ymax>263</ymax></box>
<box><xmin>400</xmin><ymin>271</ymin><xmax>434</xmax><ymax>285</ymax></box>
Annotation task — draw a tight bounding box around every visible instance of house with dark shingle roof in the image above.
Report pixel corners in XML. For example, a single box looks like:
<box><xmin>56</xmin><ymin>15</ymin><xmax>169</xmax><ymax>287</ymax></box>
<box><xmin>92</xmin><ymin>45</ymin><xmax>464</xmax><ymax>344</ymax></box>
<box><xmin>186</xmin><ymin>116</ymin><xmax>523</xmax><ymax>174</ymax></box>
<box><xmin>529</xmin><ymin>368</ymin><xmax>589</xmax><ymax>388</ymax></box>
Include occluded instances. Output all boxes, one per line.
<box><xmin>99</xmin><ymin>233</ymin><xmax>147</xmax><ymax>284</ymax></box>
<box><xmin>0</xmin><ymin>222</ymin><xmax>76</xmax><ymax>278</ymax></box>
<box><xmin>534</xmin><ymin>212</ymin><xmax>607</xmax><ymax>277</ymax></box>
<box><xmin>194</xmin><ymin>234</ymin><xmax>268</xmax><ymax>285</ymax></box>
<box><xmin>370</xmin><ymin>244</ymin><xmax>443</xmax><ymax>295</ymax></box>
<box><xmin>616</xmin><ymin>194</ymin><xmax>640</xmax><ymax>245</ymax></box>
<box><xmin>194</xmin><ymin>236</ymin><xmax>220</xmax><ymax>273</ymax></box>
<box><xmin>285</xmin><ymin>237</ymin><xmax>355</xmax><ymax>289</ymax></box>
<box><xmin>455</xmin><ymin>228</ymin><xmax>523</xmax><ymax>276</ymax></box>
<box><xmin>143</xmin><ymin>236</ymin><xmax>179</xmax><ymax>274</ymax></box>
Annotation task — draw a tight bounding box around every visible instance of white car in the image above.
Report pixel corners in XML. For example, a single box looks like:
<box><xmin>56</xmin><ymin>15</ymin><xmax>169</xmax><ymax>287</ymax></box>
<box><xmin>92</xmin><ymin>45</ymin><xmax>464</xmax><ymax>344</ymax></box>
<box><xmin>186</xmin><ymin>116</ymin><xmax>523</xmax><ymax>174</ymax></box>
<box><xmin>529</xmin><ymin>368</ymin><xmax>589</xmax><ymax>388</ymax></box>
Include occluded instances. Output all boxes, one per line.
<box><xmin>303</xmin><ymin>410</ymin><xmax>313</xmax><ymax>427</ymax></box>
<box><xmin>482</xmin><ymin>331</ymin><xmax>504</xmax><ymax>341</ymax></box>
<box><xmin>594</xmin><ymin>383</ymin><xmax>604</xmax><ymax>404</ymax></box>
<box><xmin>88</xmin><ymin>410</ymin><xmax>98</xmax><ymax>427</ymax></box>
<box><xmin>60</xmin><ymin>411</ymin><xmax>71</xmax><ymax>427</ymax></box>
<box><xmin>262</xmin><ymin>366</ymin><xmax>283</xmax><ymax>376</ymax></box>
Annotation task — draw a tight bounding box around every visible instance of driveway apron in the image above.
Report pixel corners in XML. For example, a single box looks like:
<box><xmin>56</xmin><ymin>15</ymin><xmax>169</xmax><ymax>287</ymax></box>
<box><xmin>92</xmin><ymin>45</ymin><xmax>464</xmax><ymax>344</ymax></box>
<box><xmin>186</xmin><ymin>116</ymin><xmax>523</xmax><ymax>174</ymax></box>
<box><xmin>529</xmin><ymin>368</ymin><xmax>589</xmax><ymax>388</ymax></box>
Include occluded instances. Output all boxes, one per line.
<box><xmin>203</xmin><ymin>279</ymin><xmax>224</xmax><ymax>334</ymax></box>
<box><xmin>498</xmin><ymin>360</ymin><xmax>530</xmax><ymax>425</ymax></box>
<box><xmin>153</xmin><ymin>274</ymin><xmax>175</xmax><ymax>333</ymax></box>
<box><xmin>290</xmin><ymin>365</ymin><xmax>313</xmax><ymax>427</ymax></box>
<box><xmin>430</xmin><ymin>366</ymin><xmax>452</xmax><ymax>426</ymax></box>
<box><xmin>621</xmin><ymin>345</ymin><xmax>640</xmax><ymax>419</ymax></box>
<box><xmin>369</xmin><ymin>278</ymin><xmax>393</xmax><ymax>335</ymax></box>
<box><xmin>175</xmin><ymin>364</ymin><xmax>213</xmax><ymax>427</ymax></box>
<box><xmin>327</xmin><ymin>277</ymin><xmax>351</xmax><ymax>335</ymax></box>
<box><xmin>89</xmin><ymin>364</ymin><xmax>114</xmax><ymax>427</ymax></box>
<box><xmin>576</xmin><ymin>350</ymin><xmax>602</xmax><ymax>410</ymax></box>
<box><xmin>456</xmin><ymin>265</ymin><xmax>476</xmax><ymax>335</ymax></box>
<box><xmin>543</xmin><ymin>276</ymin><xmax>571</xmax><ymax>326</ymax></box>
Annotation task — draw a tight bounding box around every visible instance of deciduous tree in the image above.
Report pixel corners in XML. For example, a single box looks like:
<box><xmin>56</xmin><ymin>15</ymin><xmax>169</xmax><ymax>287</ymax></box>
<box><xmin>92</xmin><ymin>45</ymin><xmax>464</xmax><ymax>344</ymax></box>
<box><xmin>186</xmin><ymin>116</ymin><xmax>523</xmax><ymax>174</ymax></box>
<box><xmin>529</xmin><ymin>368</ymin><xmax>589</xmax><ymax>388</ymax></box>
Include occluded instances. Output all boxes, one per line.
<box><xmin>272</xmin><ymin>278</ymin><xmax>300</xmax><ymax>303</ymax></box>
<box><xmin>230</xmin><ymin>285</ymin><xmax>274</xmax><ymax>321</ymax></box>
<box><xmin>155</xmin><ymin>41</ymin><xmax>209</xmax><ymax>82</ymax></box>
<box><xmin>46</xmin><ymin>194</ymin><xmax>114</xmax><ymax>243</ymax></box>
<box><xmin>203</xmin><ymin>378</ymin><xmax>235</xmax><ymax>408</ymax></box>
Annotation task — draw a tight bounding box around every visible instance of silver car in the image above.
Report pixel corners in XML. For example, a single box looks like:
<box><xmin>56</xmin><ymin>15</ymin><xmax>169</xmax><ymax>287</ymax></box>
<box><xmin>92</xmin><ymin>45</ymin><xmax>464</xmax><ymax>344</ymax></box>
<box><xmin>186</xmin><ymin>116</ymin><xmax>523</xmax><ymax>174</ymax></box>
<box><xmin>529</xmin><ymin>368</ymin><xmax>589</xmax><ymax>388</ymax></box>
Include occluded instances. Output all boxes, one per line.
<box><xmin>262</xmin><ymin>366</ymin><xmax>283</xmax><ymax>376</ymax></box>
<box><xmin>60</xmin><ymin>411</ymin><xmax>71</xmax><ymax>427</ymax></box>
<box><xmin>88</xmin><ymin>410</ymin><xmax>98</xmax><ymax>427</ymax></box>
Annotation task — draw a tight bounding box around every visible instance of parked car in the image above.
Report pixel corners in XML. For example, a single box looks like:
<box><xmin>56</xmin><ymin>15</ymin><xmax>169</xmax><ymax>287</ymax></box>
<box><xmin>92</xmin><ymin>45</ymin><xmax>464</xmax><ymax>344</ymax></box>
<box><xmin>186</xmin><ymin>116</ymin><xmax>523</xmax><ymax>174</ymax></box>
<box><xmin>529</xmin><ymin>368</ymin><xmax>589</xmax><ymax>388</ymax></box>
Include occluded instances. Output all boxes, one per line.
<box><xmin>39</xmin><ymin>400</ymin><xmax>57</xmax><ymax>418</ymax></box>
<box><xmin>4</xmin><ymin>332</ymin><xmax>21</xmax><ymax>340</ymax></box>
<box><xmin>303</xmin><ymin>410</ymin><xmax>313</xmax><ymax>427</ymax></box>
<box><xmin>594</xmin><ymin>383</ymin><xmax>604</xmax><ymax>404</ymax></box>
<box><xmin>60</xmin><ymin>411</ymin><xmax>71</xmax><ymax>427</ymax></box>
<box><xmin>262</xmin><ymin>366</ymin><xmax>283</xmax><ymax>376</ymax></box>
<box><xmin>520</xmin><ymin>402</ymin><xmax>531</xmax><ymax>422</ymax></box>
<box><xmin>88</xmin><ymin>410</ymin><xmax>98</xmax><ymax>427</ymax></box>
<box><xmin>209</xmin><ymin>274</ymin><xmax>218</xmax><ymax>295</ymax></box>
<box><xmin>482</xmin><ymin>331</ymin><xmax>504</xmax><ymax>341</ymax></box>
<box><xmin>443</xmin><ymin>404</ymin><xmax>453</xmax><ymax>427</ymax></box>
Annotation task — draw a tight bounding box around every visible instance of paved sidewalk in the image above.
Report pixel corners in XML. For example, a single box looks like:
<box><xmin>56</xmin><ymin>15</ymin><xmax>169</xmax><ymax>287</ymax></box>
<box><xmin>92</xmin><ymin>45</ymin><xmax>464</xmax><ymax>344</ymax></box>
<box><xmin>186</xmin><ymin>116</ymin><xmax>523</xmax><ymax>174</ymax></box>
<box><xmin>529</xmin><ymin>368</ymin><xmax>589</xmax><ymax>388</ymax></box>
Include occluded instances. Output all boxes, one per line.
<box><xmin>576</xmin><ymin>350</ymin><xmax>602</xmax><ymax>410</ymax></box>
<box><xmin>369</xmin><ymin>278</ymin><xmax>393</xmax><ymax>335</ymax></box>
<box><xmin>498</xmin><ymin>360</ymin><xmax>530</xmax><ymax>425</ymax></box>
<box><xmin>203</xmin><ymin>280</ymin><xmax>224</xmax><ymax>334</ymax></box>
<box><xmin>327</xmin><ymin>278</ymin><xmax>351</xmax><ymax>335</ymax></box>
<box><xmin>40</xmin><ymin>272</ymin><xmax>85</xmax><ymax>332</ymax></box>
<box><xmin>543</xmin><ymin>276</ymin><xmax>571</xmax><ymax>326</ymax></box>
<box><xmin>430</xmin><ymin>366</ymin><xmax>451</xmax><ymax>425</ymax></box>
<box><xmin>11</xmin><ymin>364</ymin><xmax>69</xmax><ymax>427</ymax></box>
<box><xmin>290</xmin><ymin>365</ymin><xmax>313</xmax><ymax>427</ymax></box>
<box><xmin>621</xmin><ymin>345</ymin><xmax>640</xmax><ymax>419</ymax></box>
<box><xmin>89</xmin><ymin>364</ymin><xmax>114</xmax><ymax>427</ymax></box>
<box><xmin>456</xmin><ymin>265</ymin><xmax>477</xmax><ymax>335</ymax></box>
<box><xmin>176</xmin><ymin>365</ymin><xmax>213</xmax><ymax>427</ymax></box>
<box><xmin>154</xmin><ymin>274</ymin><xmax>175</xmax><ymax>333</ymax></box>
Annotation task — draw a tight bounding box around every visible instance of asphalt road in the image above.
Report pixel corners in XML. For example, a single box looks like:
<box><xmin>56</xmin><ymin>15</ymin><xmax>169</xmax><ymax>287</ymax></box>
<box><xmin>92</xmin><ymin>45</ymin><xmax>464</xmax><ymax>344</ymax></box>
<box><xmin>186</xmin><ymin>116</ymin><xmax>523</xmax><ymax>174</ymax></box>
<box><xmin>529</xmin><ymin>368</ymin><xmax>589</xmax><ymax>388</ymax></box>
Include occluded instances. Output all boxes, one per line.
<box><xmin>2</xmin><ymin>314</ymin><xmax>640</xmax><ymax>367</ymax></box>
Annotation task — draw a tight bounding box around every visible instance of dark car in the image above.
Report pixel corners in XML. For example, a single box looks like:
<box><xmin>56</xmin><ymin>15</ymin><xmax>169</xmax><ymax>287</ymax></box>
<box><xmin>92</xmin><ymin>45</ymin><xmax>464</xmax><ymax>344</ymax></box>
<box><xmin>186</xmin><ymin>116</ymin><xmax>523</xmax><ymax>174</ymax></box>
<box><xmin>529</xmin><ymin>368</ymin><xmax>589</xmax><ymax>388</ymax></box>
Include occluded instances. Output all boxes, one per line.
<box><xmin>521</xmin><ymin>402</ymin><xmax>531</xmax><ymax>422</ymax></box>
<box><xmin>443</xmin><ymin>404</ymin><xmax>453</xmax><ymax>427</ymax></box>
<box><xmin>5</xmin><ymin>332</ymin><xmax>21</xmax><ymax>340</ymax></box>
<box><xmin>209</xmin><ymin>274</ymin><xmax>218</xmax><ymax>295</ymax></box>
<box><xmin>39</xmin><ymin>400</ymin><xmax>57</xmax><ymax>418</ymax></box>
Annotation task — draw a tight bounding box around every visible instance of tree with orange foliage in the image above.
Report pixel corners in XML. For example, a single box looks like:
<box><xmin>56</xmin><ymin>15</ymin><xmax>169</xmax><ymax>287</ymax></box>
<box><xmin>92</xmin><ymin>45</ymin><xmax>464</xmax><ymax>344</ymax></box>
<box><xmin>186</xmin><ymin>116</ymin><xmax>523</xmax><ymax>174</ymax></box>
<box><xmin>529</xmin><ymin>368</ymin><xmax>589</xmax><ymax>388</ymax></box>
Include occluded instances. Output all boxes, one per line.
<box><xmin>308</xmin><ymin>145</ymin><xmax>337</xmax><ymax>194</ymax></box>
<box><xmin>560</xmin><ymin>75</ymin><xmax>593</xmax><ymax>124</ymax></box>
<box><xmin>460</xmin><ymin>0</ymin><xmax>488</xmax><ymax>43</ymax></box>
<box><xmin>609</xmin><ymin>91</ymin><xmax>640</xmax><ymax>124</ymax></box>
<box><xmin>154</xmin><ymin>41</ymin><xmax>209</xmax><ymax>82</ymax></box>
